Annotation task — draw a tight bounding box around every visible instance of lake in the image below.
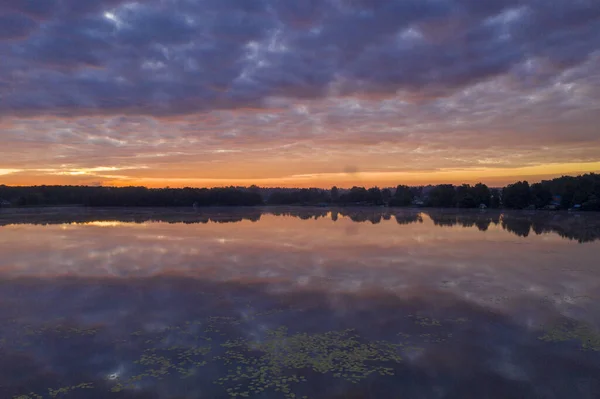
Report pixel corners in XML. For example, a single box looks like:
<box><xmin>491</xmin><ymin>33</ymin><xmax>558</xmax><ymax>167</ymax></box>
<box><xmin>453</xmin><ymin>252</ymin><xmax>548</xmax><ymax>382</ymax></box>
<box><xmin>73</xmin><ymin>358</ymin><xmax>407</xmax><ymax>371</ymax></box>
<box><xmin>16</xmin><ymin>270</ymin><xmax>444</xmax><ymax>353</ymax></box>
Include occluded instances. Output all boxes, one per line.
<box><xmin>1</xmin><ymin>207</ymin><xmax>599</xmax><ymax>399</ymax></box>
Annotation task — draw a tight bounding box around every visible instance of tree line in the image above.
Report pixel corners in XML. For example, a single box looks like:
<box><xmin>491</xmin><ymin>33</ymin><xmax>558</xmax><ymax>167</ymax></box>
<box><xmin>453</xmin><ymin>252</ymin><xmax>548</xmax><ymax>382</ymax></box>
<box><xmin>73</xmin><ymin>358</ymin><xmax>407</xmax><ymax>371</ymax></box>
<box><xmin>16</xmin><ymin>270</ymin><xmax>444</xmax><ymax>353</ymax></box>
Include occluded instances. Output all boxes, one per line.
<box><xmin>1</xmin><ymin>173</ymin><xmax>599</xmax><ymax>210</ymax></box>
<box><xmin>0</xmin><ymin>186</ymin><xmax>263</xmax><ymax>207</ymax></box>
<box><xmin>502</xmin><ymin>174</ymin><xmax>600</xmax><ymax>211</ymax></box>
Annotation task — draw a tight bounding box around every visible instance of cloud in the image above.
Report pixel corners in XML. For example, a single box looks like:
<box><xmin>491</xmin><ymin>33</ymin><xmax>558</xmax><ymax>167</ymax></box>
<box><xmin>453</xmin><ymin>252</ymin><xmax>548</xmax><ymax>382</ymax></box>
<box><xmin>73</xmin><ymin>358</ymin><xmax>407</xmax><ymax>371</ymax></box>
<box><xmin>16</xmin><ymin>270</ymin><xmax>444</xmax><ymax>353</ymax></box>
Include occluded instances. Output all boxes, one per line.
<box><xmin>0</xmin><ymin>0</ymin><xmax>598</xmax><ymax>116</ymax></box>
<box><xmin>0</xmin><ymin>0</ymin><xmax>57</xmax><ymax>20</ymax></box>
<box><xmin>0</xmin><ymin>13</ymin><xmax>38</xmax><ymax>40</ymax></box>
<box><xmin>0</xmin><ymin>169</ymin><xmax>23</xmax><ymax>176</ymax></box>
<box><xmin>0</xmin><ymin>0</ymin><xmax>599</xmax><ymax>187</ymax></box>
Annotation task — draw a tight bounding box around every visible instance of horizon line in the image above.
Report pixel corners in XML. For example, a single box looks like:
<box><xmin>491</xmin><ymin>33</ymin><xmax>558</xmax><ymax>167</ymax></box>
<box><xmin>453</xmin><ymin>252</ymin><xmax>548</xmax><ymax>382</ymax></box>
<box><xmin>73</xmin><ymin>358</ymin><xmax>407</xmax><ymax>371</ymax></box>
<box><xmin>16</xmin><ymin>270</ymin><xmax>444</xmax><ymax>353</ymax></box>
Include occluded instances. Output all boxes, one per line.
<box><xmin>2</xmin><ymin>171</ymin><xmax>598</xmax><ymax>191</ymax></box>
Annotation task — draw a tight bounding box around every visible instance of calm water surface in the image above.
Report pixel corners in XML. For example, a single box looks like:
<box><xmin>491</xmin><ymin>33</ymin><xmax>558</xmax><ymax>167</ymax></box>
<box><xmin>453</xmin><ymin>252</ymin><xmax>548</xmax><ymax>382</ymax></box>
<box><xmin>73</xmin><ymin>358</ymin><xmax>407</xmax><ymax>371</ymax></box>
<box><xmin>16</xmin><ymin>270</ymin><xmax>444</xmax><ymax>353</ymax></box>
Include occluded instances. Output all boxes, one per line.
<box><xmin>1</xmin><ymin>207</ymin><xmax>599</xmax><ymax>399</ymax></box>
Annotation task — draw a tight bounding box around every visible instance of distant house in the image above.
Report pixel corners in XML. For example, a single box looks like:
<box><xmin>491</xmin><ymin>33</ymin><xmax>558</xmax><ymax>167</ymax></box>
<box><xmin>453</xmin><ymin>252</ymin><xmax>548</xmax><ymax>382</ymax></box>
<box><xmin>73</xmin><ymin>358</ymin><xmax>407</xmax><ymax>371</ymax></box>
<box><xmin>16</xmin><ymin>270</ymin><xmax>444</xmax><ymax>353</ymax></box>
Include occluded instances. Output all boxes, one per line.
<box><xmin>479</xmin><ymin>203</ymin><xmax>487</xmax><ymax>209</ymax></box>
<box><xmin>551</xmin><ymin>195</ymin><xmax>562</xmax><ymax>206</ymax></box>
<box><xmin>0</xmin><ymin>199</ymin><xmax>11</xmax><ymax>207</ymax></box>
<box><xmin>412</xmin><ymin>197</ymin><xmax>425</xmax><ymax>206</ymax></box>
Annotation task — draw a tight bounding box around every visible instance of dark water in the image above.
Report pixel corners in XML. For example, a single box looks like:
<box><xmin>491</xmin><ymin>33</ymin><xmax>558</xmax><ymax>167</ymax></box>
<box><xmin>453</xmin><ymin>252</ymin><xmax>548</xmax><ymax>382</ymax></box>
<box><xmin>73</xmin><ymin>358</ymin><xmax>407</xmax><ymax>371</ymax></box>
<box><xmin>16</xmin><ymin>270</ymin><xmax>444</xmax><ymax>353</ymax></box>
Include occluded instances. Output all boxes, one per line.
<box><xmin>1</xmin><ymin>207</ymin><xmax>599</xmax><ymax>399</ymax></box>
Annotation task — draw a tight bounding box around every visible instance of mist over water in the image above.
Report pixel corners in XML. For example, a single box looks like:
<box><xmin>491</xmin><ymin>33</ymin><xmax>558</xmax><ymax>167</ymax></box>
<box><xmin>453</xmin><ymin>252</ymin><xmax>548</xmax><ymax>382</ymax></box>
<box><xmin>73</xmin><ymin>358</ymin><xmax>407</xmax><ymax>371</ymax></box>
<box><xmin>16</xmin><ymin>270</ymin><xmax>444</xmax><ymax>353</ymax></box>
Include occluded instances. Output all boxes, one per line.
<box><xmin>1</xmin><ymin>208</ymin><xmax>599</xmax><ymax>399</ymax></box>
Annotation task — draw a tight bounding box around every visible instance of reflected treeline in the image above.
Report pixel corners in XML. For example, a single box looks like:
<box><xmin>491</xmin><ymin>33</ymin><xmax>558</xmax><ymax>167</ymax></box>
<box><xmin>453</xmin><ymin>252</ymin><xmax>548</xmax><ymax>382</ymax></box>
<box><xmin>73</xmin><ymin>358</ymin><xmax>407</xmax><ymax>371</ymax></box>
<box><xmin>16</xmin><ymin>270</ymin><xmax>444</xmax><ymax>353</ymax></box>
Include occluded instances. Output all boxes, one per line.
<box><xmin>425</xmin><ymin>211</ymin><xmax>600</xmax><ymax>243</ymax></box>
<box><xmin>0</xmin><ymin>208</ymin><xmax>267</xmax><ymax>226</ymax></box>
<box><xmin>271</xmin><ymin>208</ymin><xmax>422</xmax><ymax>225</ymax></box>
<box><xmin>395</xmin><ymin>213</ymin><xmax>424</xmax><ymax>225</ymax></box>
<box><xmin>427</xmin><ymin>211</ymin><xmax>501</xmax><ymax>231</ymax></box>
<box><xmin>0</xmin><ymin>207</ymin><xmax>421</xmax><ymax>227</ymax></box>
<box><xmin>2</xmin><ymin>207</ymin><xmax>600</xmax><ymax>243</ymax></box>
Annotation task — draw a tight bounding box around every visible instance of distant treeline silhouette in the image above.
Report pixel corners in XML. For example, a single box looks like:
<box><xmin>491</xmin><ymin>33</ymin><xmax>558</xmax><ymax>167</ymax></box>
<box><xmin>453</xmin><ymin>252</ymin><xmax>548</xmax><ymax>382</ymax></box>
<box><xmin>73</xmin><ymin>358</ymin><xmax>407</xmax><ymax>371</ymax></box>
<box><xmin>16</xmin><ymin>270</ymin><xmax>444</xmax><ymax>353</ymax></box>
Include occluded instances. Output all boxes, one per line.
<box><xmin>1</xmin><ymin>208</ymin><xmax>599</xmax><ymax>243</ymax></box>
<box><xmin>1</xmin><ymin>173</ymin><xmax>599</xmax><ymax>210</ymax></box>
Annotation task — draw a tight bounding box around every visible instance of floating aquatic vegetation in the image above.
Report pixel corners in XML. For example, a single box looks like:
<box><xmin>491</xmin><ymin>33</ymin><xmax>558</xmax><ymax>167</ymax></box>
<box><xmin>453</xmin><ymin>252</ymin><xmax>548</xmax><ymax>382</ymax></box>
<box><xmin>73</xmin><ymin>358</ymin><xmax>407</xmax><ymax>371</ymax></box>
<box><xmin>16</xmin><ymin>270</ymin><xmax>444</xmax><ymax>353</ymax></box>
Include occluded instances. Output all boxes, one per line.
<box><xmin>216</xmin><ymin>327</ymin><xmax>403</xmax><ymax>398</ymax></box>
<box><xmin>48</xmin><ymin>383</ymin><xmax>94</xmax><ymax>398</ymax></box>
<box><xmin>13</xmin><ymin>394</ymin><xmax>43</xmax><ymax>399</ymax></box>
<box><xmin>13</xmin><ymin>383</ymin><xmax>94</xmax><ymax>399</ymax></box>
<box><xmin>395</xmin><ymin>331</ymin><xmax>451</xmax><ymax>345</ymax></box>
<box><xmin>112</xmin><ymin>324</ymin><xmax>213</xmax><ymax>392</ymax></box>
<box><xmin>539</xmin><ymin>321</ymin><xmax>600</xmax><ymax>351</ymax></box>
<box><xmin>11</xmin><ymin>308</ymin><xmax>407</xmax><ymax>398</ymax></box>
<box><xmin>111</xmin><ymin>344</ymin><xmax>213</xmax><ymax>392</ymax></box>
<box><xmin>408</xmin><ymin>315</ymin><xmax>441</xmax><ymax>327</ymax></box>
<box><xmin>445</xmin><ymin>317</ymin><xmax>469</xmax><ymax>324</ymax></box>
<box><xmin>23</xmin><ymin>325</ymin><xmax>99</xmax><ymax>338</ymax></box>
<box><xmin>418</xmin><ymin>333</ymin><xmax>453</xmax><ymax>343</ymax></box>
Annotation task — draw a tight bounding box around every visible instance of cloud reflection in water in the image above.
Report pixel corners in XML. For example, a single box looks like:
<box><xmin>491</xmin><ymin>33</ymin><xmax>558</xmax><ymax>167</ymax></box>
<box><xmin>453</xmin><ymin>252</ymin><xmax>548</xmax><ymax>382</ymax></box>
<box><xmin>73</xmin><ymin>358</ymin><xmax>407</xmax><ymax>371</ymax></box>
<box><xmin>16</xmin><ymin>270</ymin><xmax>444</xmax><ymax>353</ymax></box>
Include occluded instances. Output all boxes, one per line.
<box><xmin>0</xmin><ymin>208</ymin><xmax>599</xmax><ymax>398</ymax></box>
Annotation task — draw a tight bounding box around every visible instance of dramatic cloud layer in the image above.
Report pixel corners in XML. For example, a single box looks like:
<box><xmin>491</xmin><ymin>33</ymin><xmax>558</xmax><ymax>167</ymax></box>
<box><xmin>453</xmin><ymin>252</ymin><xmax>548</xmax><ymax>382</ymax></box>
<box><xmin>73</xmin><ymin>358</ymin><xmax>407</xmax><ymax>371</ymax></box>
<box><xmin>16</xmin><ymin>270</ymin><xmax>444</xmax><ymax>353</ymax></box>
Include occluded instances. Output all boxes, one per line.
<box><xmin>0</xmin><ymin>0</ymin><xmax>599</xmax><ymax>186</ymax></box>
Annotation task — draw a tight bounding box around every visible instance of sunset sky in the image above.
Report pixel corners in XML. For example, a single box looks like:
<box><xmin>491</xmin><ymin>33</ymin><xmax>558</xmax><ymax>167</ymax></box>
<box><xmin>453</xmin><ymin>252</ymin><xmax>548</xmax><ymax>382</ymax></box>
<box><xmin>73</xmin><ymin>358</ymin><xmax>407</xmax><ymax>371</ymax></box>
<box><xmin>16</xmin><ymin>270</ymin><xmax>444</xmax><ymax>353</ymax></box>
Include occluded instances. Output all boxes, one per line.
<box><xmin>1</xmin><ymin>0</ymin><xmax>599</xmax><ymax>188</ymax></box>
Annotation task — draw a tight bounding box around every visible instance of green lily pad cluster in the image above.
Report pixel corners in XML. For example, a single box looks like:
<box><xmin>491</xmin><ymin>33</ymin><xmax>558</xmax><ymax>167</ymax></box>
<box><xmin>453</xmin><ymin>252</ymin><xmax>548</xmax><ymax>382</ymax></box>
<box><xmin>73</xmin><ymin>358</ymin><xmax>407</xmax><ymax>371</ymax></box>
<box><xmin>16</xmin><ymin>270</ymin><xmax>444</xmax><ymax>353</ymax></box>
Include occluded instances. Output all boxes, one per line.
<box><xmin>4</xmin><ymin>310</ymin><xmax>464</xmax><ymax>398</ymax></box>
<box><xmin>23</xmin><ymin>325</ymin><xmax>99</xmax><ymax>338</ymax></box>
<box><xmin>418</xmin><ymin>333</ymin><xmax>453</xmax><ymax>343</ymax></box>
<box><xmin>216</xmin><ymin>327</ymin><xmax>403</xmax><ymax>398</ymax></box>
<box><xmin>539</xmin><ymin>321</ymin><xmax>600</xmax><ymax>351</ymax></box>
<box><xmin>445</xmin><ymin>317</ymin><xmax>469</xmax><ymax>324</ymax></box>
<box><xmin>408</xmin><ymin>315</ymin><xmax>441</xmax><ymax>327</ymax></box>
<box><xmin>108</xmin><ymin>309</ymin><xmax>289</xmax><ymax>392</ymax></box>
<box><xmin>112</xmin><ymin>321</ymin><xmax>214</xmax><ymax>392</ymax></box>
<box><xmin>14</xmin><ymin>382</ymin><xmax>94</xmax><ymax>399</ymax></box>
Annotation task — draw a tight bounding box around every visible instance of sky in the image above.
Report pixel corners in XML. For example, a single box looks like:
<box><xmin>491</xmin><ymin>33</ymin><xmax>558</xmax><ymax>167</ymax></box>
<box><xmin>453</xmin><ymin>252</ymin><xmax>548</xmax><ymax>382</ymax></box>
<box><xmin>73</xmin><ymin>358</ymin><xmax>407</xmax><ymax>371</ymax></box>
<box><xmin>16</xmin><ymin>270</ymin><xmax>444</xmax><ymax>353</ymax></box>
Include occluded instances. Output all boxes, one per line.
<box><xmin>0</xmin><ymin>0</ymin><xmax>599</xmax><ymax>188</ymax></box>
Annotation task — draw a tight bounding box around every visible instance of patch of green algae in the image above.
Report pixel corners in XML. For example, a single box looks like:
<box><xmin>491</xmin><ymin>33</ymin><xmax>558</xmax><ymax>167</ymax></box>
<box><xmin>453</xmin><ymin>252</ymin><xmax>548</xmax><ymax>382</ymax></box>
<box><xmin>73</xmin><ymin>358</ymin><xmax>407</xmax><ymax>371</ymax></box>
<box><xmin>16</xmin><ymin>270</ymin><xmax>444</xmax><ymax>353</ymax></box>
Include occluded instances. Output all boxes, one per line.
<box><xmin>215</xmin><ymin>327</ymin><xmax>403</xmax><ymax>398</ymax></box>
<box><xmin>539</xmin><ymin>321</ymin><xmax>600</xmax><ymax>351</ymax></box>
<box><xmin>408</xmin><ymin>315</ymin><xmax>441</xmax><ymax>327</ymax></box>
<box><xmin>8</xmin><ymin>308</ymin><xmax>410</xmax><ymax>398</ymax></box>
<box><xmin>13</xmin><ymin>382</ymin><xmax>94</xmax><ymax>399</ymax></box>
<box><xmin>111</xmin><ymin>321</ymin><xmax>213</xmax><ymax>392</ymax></box>
<box><xmin>23</xmin><ymin>325</ymin><xmax>99</xmax><ymax>338</ymax></box>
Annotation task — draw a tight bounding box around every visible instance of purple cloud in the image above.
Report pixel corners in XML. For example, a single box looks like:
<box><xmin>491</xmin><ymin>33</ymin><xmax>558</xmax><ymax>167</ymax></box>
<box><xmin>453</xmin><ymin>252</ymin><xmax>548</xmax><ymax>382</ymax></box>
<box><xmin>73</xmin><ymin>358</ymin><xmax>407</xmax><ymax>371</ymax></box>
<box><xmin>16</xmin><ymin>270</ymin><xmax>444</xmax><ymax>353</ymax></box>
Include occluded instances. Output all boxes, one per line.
<box><xmin>0</xmin><ymin>0</ymin><xmax>597</xmax><ymax>118</ymax></box>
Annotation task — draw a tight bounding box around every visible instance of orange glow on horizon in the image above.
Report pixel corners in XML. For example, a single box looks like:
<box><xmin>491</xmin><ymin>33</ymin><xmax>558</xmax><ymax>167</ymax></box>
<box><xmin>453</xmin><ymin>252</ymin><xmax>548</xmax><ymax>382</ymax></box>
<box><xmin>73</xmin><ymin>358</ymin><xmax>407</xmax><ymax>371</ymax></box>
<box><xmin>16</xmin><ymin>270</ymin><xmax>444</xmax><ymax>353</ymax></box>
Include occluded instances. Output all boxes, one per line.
<box><xmin>2</xmin><ymin>162</ymin><xmax>599</xmax><ymax>189</ymax></box>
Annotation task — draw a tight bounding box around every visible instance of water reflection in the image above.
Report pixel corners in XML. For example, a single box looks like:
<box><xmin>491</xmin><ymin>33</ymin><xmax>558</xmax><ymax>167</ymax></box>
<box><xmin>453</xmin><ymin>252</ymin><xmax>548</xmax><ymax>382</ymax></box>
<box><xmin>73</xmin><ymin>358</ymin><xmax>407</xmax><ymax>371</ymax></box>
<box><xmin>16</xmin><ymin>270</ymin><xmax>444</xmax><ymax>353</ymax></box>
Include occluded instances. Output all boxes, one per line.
<box><xmin>0</xmin><ymin>208</ymin><xmax>599</xmax><ymax>398</ymax></box>
<box><xmin>2</xmin><ymin>207</ymin><xmax>600</xmax><ymax>242</ymax></box>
